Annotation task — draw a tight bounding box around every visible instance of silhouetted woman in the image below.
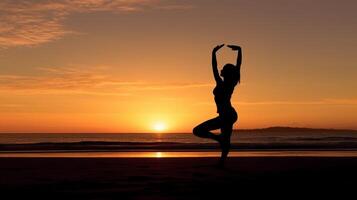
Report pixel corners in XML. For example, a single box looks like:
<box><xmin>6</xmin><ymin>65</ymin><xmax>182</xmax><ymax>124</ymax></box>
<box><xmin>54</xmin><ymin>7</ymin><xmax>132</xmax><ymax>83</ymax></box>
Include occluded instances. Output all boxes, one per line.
<box><xmin>193</xmin><ymin>44</ymin><xmax>242</xmax><ymax>166</ymax></box>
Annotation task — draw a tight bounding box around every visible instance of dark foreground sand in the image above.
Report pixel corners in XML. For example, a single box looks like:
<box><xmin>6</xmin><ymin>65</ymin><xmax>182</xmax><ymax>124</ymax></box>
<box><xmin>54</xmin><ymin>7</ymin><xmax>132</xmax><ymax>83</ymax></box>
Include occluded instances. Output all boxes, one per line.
<box><xmin>1</xmin><ymin>157</ymin><xmax>357</xmax><ymax>199</ymax></box>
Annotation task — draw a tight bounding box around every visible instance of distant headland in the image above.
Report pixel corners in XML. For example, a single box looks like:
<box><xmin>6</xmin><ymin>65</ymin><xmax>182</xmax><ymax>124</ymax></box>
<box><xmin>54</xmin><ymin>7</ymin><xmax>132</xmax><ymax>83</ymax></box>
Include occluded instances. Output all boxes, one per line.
<box><xmin>234</xmin><ymin>126</ymin><xmax>357</xmax><ymax>133</ymax></box>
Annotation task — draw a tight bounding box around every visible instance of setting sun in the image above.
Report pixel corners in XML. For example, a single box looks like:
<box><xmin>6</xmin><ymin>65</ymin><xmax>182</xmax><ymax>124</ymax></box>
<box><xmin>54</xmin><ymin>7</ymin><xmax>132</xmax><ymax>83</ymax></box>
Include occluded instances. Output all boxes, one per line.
<box><xmin>153</xmin><ymin>122</ymin><xmax>167</xmax><ymax>132</ymax></box>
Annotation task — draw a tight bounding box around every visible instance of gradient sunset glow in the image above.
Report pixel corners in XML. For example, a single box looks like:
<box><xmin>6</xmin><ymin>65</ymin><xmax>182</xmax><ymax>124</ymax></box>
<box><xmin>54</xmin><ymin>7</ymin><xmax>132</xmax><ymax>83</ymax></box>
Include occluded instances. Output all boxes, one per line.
<box><xmin>0</xmin><ymin>0</ymin><xmax>356</xmax><ymax>133</ymax></box>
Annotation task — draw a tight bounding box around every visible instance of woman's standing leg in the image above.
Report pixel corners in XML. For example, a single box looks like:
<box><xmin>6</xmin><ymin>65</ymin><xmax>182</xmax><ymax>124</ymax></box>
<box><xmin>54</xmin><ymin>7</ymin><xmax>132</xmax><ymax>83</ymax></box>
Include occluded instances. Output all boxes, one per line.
<box><xmin>218</xmin><ymin>111</ymin><xmax>238</xmax><ymax>166</ymax></box>
<box><xmin>218</xmin><ymin>125</ymin><xmax>233</xmax><ymax>166</ymax></box>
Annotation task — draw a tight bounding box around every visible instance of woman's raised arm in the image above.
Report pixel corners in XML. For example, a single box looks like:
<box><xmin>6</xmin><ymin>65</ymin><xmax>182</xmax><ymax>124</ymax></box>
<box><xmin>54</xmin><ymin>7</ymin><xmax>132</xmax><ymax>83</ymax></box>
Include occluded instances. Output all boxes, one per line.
<box><xmin>212</xmin><ymin>44</ymin><xmax>224</xmax><ymax>83</ymax></box>
<box><xmin>227</xmin><ymin>45</ymin><xmax>242</xmax><ymax>71</ymax></box>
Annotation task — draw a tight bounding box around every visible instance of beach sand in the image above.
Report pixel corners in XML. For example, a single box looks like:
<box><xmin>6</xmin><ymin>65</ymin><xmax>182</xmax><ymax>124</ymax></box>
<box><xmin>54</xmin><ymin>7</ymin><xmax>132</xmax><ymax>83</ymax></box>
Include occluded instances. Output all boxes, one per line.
<box><xmin>1</xmin><ymin>157</ymin><xmax>356</xmax><ymax>199</ymax></box>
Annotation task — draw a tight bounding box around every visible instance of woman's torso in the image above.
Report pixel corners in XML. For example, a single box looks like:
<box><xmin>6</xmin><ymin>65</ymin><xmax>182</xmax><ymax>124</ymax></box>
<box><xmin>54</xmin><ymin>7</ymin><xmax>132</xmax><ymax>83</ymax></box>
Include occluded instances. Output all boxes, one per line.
<box><xmin>213</xmin><ymin>82</ymin><xmax>236</xmax><ymax>114</ymax></box>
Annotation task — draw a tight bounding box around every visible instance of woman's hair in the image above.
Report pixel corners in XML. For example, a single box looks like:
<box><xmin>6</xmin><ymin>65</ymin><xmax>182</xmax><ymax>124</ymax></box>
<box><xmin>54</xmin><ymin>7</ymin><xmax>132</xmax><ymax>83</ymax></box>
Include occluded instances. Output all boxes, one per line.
<box><xmin>222</xmin><ymin>64</ymin><xmax>240</xmax><ymax>85</ymax></box>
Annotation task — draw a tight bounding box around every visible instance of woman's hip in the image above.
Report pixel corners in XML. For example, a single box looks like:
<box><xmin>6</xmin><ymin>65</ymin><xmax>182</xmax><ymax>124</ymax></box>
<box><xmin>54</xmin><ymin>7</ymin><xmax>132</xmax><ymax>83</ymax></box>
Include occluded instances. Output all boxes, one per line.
<box><xmin>219</xmin><ymin>108</ymin><xmax>238</xmax><ymax>123</ymax></box>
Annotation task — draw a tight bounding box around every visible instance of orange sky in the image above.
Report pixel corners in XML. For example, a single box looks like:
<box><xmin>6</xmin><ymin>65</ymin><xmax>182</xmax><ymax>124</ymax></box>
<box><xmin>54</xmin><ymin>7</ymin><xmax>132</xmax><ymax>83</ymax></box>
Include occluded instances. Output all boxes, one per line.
<box><xmin>0</xmin><ymin>0</ymin><xmax>357</xmax><ymax>133</ymax></box>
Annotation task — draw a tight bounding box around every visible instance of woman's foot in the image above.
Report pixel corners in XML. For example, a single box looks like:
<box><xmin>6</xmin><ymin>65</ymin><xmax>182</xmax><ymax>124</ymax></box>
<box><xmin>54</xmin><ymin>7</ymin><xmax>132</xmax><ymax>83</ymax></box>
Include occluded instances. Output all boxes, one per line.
<box><xmin>218</xmin><ymin>135</ymin><xmax>231</xmax><ymax>166</ymax></box>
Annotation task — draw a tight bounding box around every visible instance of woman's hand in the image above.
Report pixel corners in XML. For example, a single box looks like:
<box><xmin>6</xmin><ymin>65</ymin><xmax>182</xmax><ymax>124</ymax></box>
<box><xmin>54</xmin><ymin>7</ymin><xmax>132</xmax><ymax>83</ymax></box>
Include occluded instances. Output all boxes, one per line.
<box><xmin>227</xmin><ymin>45</ymin><xmax>241</xmax><ymax>51</ymax></box>
<box><xmin>213</xmin><ymin>44</ymin><xmax>225</xmax><ymax>53</ymax></box>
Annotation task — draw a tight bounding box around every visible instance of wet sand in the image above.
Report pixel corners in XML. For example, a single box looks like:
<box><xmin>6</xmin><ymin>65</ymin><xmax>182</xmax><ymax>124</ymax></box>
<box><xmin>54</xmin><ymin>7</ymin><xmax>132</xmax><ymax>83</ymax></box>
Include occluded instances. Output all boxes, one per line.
<box><xmin>1</xmin><ymin>157</ymin><xmax>357</xmax><ymax>199</ymax></box>
<box><xmin>2</xmin><ymin>150</ymin><xmax>357</xmax><ymax>157</ymax></box>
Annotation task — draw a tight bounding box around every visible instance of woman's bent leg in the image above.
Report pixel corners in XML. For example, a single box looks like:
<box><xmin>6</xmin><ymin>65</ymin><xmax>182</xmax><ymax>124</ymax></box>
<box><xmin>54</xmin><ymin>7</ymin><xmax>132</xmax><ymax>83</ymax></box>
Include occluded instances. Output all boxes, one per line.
<box><xmin>192</xmin><ymin>116</ymin><xmax>221</xmax><ymax>141</ymax></box>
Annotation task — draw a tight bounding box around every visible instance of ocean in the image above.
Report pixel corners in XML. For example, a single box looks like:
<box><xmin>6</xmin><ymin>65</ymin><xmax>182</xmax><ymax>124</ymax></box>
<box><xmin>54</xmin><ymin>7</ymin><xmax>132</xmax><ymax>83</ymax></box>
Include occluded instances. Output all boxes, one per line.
<box><xmin>1</xmin><ymin>131</ymin><xmax>357</xmax><ymax>157</ymax></box>
<box><xmin>1</xmin><ymin>131</ymin><xmax>357</xmax><ymax>146</ymax></box>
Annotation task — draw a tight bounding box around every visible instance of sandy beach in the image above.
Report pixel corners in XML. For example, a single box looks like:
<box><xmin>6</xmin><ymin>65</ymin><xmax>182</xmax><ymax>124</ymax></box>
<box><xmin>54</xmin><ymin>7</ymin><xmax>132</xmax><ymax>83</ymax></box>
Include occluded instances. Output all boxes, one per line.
<box><xmin>1</xmin><ymin>156</ymin><xmax>356</xmax><ymax>199</ymax></box>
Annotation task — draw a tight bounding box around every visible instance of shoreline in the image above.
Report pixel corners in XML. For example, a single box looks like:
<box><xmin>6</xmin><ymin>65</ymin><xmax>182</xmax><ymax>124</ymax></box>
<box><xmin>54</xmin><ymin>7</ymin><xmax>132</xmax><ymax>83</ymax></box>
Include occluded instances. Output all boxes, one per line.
<box><xmin>1</xmin><ymin>150</ymin><xmax>357</xmax><ymax>158</ymax></box>
<box><xmin>2</xmin><ymin>141</ymin><xmax>357</xmax><ymax>152</ymax></box>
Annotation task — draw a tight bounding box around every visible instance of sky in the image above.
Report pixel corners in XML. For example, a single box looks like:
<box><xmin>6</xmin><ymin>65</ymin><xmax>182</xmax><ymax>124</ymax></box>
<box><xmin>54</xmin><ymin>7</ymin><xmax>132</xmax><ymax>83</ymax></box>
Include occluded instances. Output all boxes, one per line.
<box><xmin>0</xmin><ymin>0</ymin><xmax>356</xmax><ymax>133</ymax></box>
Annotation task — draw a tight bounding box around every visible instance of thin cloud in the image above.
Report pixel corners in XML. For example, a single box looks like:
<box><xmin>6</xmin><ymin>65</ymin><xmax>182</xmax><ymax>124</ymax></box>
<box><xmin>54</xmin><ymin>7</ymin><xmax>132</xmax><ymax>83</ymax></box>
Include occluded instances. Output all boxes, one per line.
<box><xmin>0</xmin><ymin>66</ymin><xmax>211</xmax><ymax>95</ymax></box>
<box><xmin>129</xmin><ymin>83</ymin><xmax>213</xmax><ymax>91</ymax></box>
<box><xmin>198</xmin><ymin>100</ymin><xmax>357</xmax><ymax>106</ymax></box>
<box><xmin>235</xmin><ymin>100</ymin><xmax>357</xmax><ymax>106</ymax></box>
<box><xmin>0</xmin><ymin>0</ymin><xmax>192</xmax><ymax>48</ymax></box>
<box><xmin>0</xmin><ymin>104</ymin><xmax>24</xmax><ymax>108</ymax></box>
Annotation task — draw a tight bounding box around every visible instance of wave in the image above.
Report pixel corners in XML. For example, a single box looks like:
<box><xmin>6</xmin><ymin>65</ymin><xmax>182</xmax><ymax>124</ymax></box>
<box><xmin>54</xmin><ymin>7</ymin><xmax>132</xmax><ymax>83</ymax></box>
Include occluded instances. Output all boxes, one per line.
<box><xmin>2</xmin><ymin>140</ymin><xmax>357</xmax><ymax>152</ymax></box>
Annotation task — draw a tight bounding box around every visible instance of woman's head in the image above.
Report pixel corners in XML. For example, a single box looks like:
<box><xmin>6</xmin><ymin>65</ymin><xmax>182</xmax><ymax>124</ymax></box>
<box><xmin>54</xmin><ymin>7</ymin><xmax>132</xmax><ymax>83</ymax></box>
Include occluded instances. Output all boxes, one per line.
<box><xmin>220</xmin><ymin>64</ymin><xmax>240</xmax><ymax>85</ymax></box>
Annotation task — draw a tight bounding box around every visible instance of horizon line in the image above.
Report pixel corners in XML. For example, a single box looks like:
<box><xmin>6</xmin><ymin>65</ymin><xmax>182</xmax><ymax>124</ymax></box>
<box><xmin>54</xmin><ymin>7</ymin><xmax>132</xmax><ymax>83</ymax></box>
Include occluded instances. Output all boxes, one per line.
<box><xmin>1</xmin><ymin>126</ymin><xmax>357</xmax><ymax>134</ymax></box>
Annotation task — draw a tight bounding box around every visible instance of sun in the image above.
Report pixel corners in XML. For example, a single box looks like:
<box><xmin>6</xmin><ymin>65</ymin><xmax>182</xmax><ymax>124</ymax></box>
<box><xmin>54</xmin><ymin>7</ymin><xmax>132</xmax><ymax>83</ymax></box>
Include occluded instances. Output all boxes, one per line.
<box><xmin>153</xmin><ymin>122</ymin><xmax>167</xmax><ymax>132</ymax></box>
